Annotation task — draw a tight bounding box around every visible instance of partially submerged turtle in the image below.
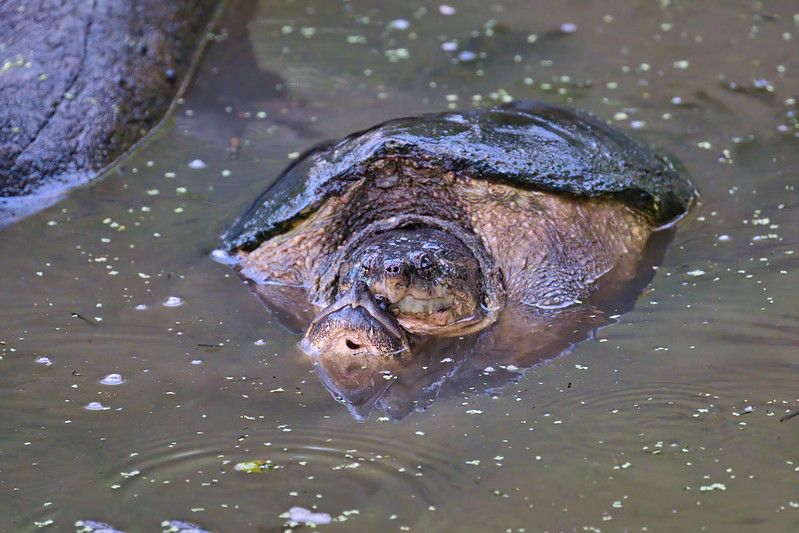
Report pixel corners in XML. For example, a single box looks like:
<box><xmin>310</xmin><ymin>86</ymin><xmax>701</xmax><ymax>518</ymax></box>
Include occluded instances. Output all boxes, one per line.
<box><xmin>216</xmin><ymin>101</ymin><xmax>696</xmax><ymax>360</ymax></box>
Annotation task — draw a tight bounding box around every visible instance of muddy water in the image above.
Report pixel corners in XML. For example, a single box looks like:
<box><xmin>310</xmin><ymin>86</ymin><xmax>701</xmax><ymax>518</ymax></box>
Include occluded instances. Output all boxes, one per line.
<box><xmin>1</xmin><ymin>1</ymin><xmax>798</xmax><ymax>531</ymax></box>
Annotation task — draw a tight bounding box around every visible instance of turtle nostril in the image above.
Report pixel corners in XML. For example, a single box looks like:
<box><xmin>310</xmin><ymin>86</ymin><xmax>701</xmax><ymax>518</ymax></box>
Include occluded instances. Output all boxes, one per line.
<box><xmin>345</xmin><ymin>339</ymin><xmax>361</xmax><ymax>350</ymax></box>
<box><xmin>385</xmin><ymin>263</ymin><xmax>401</xmax><ymax>276</ymax></box>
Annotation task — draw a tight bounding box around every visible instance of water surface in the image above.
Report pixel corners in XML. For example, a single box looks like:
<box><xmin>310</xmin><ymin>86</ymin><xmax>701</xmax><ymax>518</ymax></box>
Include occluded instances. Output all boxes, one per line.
<box><xmin>1</xmin><ymin>1</ymin><xmax>798</xmax><ymax>531</ymax></box>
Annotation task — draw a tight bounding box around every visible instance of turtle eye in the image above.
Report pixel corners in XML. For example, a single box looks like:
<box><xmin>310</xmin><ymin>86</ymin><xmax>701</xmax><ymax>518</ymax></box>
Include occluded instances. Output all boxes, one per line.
<box><xmin>374</xmin><ymin>294</ymin><xmax>390</xmax><ymax>311</ymax></box>
<box><xmin>413</xmin><ymin>252</ymin><xmax>432</xmax><ymax>270</ymax></box>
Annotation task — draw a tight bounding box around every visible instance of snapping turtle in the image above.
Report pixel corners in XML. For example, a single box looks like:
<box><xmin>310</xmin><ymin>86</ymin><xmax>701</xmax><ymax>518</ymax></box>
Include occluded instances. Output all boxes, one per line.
<box><xmin>216</xmin><ymin>101</ymin><xmax>696</xmax><ymax>360</ymax></box>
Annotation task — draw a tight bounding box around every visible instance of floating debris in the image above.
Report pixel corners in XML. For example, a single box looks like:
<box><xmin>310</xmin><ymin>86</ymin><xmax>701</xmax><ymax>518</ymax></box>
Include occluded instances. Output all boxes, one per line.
<box><xmin>234</xmin><ymin>460</ymin><xmax>282</xmax><ymax>473</ymax></box>
<box><xmin>288</xmin><ymin>506</ymin><xmax>332</xmax><ymax>525</ymax></box>
<box><xmin>71</xmin><ymin>312</ymin><xmax>98</xmax><ymax>326</ymax></box>
<box><xmin>161</xmin><ymin>520</ymin><xmax>210</xmax><ymax>533</ymax></box>
<box><xmin>162</xmin><ymin>296</ymin><xmax>184</xmax><ymax>307</ymax></box>
<box><xmin>100</xmin><ymin>373</ymin><xmax>125</xmax><ymax>386</ymax></box>
<box><xmin>388</xmin><ymin>19</ymin><xmax>410</xmax><ymax>30</ymax></box>
<box><xmin>780</xmin><ymin>410</ymin><xmax>799</xmax><ymax>423</ymax></box>
<box><xmin>75</xmin><ymin>520</ymin><xmax>124</xmax><ymax>533</ymax></box>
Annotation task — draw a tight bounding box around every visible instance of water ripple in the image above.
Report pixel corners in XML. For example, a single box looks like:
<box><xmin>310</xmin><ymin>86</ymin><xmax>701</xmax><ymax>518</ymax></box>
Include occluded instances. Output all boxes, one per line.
<box><xmin>528</xmin><ymin>367</ymin><xmax>799</xmax><ymax>460</ymax></box>
<box><xmin>83</xmin><ymin>419</ymin><xmax>467</xmax><ymax>531</ymax></box>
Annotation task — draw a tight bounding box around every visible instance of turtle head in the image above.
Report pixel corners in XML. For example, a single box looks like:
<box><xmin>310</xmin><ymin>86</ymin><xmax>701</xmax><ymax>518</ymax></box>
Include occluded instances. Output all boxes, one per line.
<box><xmin>337</xmin><ymin>228</ymin><xmax>489</xmax><ymax>336</ymax></box>
<box><xmin>301</xmin><ymin>226</ymin><xmax>498</xmax><ymax>361</ymax></box>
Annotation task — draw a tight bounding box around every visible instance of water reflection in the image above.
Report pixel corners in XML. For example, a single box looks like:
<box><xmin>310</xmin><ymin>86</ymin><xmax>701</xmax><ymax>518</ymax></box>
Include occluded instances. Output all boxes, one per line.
<box><xmin>249</xmin><ymin>228</ymin><xmax>675</xmax><ymax>420</ymax></box>
<box><xmin>174</xmin><ymin>0</ymin><xmax>315</xmax><ymax>159</ymax></box>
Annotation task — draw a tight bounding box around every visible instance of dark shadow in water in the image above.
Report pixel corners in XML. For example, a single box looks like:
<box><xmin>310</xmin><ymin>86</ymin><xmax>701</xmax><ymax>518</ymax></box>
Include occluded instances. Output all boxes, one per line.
<box><xmin>177</xmin><ymin>0</ymin><xmax>317</xmax><ymax>157</ymax></box>
<box><xmin>246</xmin><ymin>228</ymin><xmax>676</xmax><ymax>421</ymax></box>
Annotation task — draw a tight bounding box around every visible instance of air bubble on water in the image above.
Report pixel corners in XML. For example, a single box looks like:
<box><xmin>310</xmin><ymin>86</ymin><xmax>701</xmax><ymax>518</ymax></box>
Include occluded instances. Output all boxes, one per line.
<box><xmin>135</xmin><ymin>304</ymin><xmax>147</xmax><ymax>310</ymax></box>
<box><xmin>100</xmin><ymin>373</ymin><xmax>125</xmax><ymax>386</ymax></box>
<box><xmin>254</xmin><ymin>339</ymin><xmax>267</xmax><ymax>345</ymax></box>
<box><xmin>85</xmin><ymin>402</ymin><xmax>108</xmax><ymax>411</ymax></box>
<box><xmin>160</xmin><ymin>520</ymin><xmax>209</xmax><ymax>532</ymax></box>
<box><xmin>163</xmin><ymin>296</ymin><xmax>183</xmax><ymax>307</ymax></box>
<box><xmin>288</xmin><ymin>506</ymin><xmax>332</xmax><ymax>525</ymax></box>
<box><xmin>188</xmin><ymin>159</ymin><xmax>207</xmax><ymax>169</ymax></box>
<box><xmin>75</xmin><ymin>521</ymin><xmax>122</xmax><ymax>533</ymax></box>
<box><xmin>210</xmin><ymin>248</ymin><xmax>238</xmax><ymax>265</ymax></box>
<box><xmin>389</xmin><ymin>19</ymin><xmax>410</xmax><ymax>30</ymax></box>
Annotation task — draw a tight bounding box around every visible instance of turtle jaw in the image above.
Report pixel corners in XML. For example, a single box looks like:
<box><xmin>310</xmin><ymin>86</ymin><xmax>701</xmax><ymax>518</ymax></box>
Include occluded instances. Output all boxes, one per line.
<box><xmin>299</xmin><ymin>281</ymin><xmax>410</xmax><ymax>359</ymax></box>
<box><xmin>393</xmin><ymin>290</ymin><xmax>457</xmax><ymax>328</ymax></box>
<box><xmin>376</xmin><ymin>283</ymin><xmax>482</xmax><ymax>335</ymax></box>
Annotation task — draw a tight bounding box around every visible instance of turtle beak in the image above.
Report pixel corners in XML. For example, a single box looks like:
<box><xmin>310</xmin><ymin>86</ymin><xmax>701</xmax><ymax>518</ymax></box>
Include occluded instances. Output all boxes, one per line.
<box><xmin>299</xmin><ymin>281</ymin><xmax>410</xmax><ymax>358</ymax></box>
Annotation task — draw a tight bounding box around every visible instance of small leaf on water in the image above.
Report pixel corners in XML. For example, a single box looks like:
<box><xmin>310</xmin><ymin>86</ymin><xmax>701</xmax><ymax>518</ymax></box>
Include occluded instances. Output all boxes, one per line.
<box><xmin>234</xmin><ymin>460</ymin><xmax>282</xmax><ymax>474</ymax></box>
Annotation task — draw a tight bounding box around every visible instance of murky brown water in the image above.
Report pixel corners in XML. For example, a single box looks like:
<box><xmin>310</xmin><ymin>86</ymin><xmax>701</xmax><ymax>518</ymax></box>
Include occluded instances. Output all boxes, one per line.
<box><xmin>2</xmin><ymin>1</ymin><xmax>798</xmax><ymax>531</ymax></box>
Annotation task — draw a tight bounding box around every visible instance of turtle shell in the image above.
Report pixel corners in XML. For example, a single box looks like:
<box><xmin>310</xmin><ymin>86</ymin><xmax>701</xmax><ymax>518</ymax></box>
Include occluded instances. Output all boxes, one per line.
<box><xmin>222</xmin><ymin>101</ymin><xmax>696</xmax><ymax>252</ymax></box>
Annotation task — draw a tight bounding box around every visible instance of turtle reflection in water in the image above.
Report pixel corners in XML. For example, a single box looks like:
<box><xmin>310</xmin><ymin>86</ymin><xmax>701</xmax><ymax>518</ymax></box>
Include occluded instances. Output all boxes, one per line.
<box><xmin>215</xmin><ymin>101</ymin><xmax>696</xmax><ymax>420</ymax></box>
